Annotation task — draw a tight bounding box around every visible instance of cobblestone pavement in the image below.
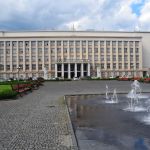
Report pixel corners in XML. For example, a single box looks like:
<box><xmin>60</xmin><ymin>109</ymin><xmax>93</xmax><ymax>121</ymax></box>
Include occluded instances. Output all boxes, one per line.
<box><xmin>0</xmin><ymin>80</ymin><xmax>150</xmax><ymax>150</ymax></box>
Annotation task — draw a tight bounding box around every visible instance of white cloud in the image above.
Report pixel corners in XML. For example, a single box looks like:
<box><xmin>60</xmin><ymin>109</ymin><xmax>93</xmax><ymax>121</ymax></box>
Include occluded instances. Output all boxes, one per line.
<box><xmin>139</xmin><ymin>0</ymin><xmax>150</xmax><ymax>30</ymax></box>
<box><xmin>0</xmin><ymin>0</ymin><xmax>149</xmax><ymax>31</ymax></box>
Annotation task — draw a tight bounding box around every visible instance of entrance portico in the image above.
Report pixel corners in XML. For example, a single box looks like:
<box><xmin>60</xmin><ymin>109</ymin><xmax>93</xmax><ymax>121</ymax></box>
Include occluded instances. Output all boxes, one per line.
<box><xmin>55</xmin><ymin>60</ymin><xmax>90</xmax><ymax>79</ymax></box>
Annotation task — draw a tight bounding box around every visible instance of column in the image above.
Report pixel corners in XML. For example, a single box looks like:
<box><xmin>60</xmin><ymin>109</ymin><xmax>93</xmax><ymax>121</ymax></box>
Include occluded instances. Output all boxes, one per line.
<box><xmin>88</xmin><ymin>63</ymin><xmax>90</xmax><ymax>76</ymax></box>
<box><xmin>116</xmin><ymin>41</ymin><xmax>119</xmax><ymax>76</ymax></box>
<box><xmin>36</xmin><ymin>41</ymin><xmax>38</xmax><ymax>73</ymax></box>
<box><xmin>42</xmin><ymin>41</ymin><xmax>44</xmax><ymax>72</ymax></box>
<box><xmin>133</xmin><ymin>41</ymin><xmax>136</xmax><ymax>77</ymax></box>
<box><xmin>29</xmin><ymin>41</ymin><xmax>32</xmax><ymax>77</ymax></box>
<box><xmin>75</xmin><ymin>63</ymin><xmax>77</xmax><ymax>77</ymax></box>
<box><xmin>68</xmin><ymin>63</ymin><xmax>71</xmax><ymax>79</ymax></box>
<box><xmin>10</xmin><ymin>41</ymin><xmax>12</xmax><ymax>72</ymax></box>
<box><xmin>81</xmin><ymin>63</ymin><xmax>84</xmax><ymax>77</ymax></box>
<box><xmin>55</xmin><ymin>64</ymin><xmax>57</xmax><ymax>78</ymax></box>
<box><xmin>62</xmin><ymin>63</ymin><xmax>64</xmax><ymax>78</ymax></box>
<box><xmin>23</xmin><ymin>41</ymin><xmax>25</xmax><ymax>73</ymax></box>
<box><xmin>4</xmin><ymin>41</ymin><xmax>6</xmax><ymax>79</ymax></box>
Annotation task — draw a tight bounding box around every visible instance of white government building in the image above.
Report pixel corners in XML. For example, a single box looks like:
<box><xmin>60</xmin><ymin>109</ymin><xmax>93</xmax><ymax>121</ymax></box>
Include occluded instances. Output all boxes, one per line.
<box><xmin>0</xmin><ymin>30</ymin><xmax>150</xmax><ymax>79</ymax></box>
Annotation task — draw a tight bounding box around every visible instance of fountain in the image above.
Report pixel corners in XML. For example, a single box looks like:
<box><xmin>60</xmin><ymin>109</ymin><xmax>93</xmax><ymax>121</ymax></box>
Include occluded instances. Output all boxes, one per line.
<box><xmin>66</xmin><ymin>81</ymin><xmax>150</xmax><ymax>150</ymax></box>
<box><xmin>105</xmin><ymin>85</ymin><xmax>109</xmax><ymax>100</ymax></box>
<box><xmin>111</xmin><ymin>88</ymin><xmax>118</xmax><ymax>103</ymax></box>
<box><xmin>105</xmin><ymin>85</ymin><xmax>118</xmax><ymax>103</ymax></box>
<box><xmin>142</xmin><ymin>106</ymin><xmax>150</xmax><ymax>125</ymax></box>
<box><xmin>125</xmin><ymin>80</ymin><xmax>147</xmax><ymax>112</ymax></box>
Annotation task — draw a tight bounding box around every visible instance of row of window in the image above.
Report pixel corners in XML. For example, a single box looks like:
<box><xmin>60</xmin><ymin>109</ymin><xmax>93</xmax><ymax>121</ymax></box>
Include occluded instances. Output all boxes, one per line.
<box><xmin>0</xmin><ymin>40</ymin><xmax>140</xmax><ymax>47</ymax></box>
<box><xmin>0</xmin><ymin>63</ymin><xmax>140</xmax><ymax>71</ymax></box>
<box><xmin>0</xmin><ymin>55</ymin><xmax>140</xmax><ymax>63</ymax></box>
<box><xmin>0</xmin><ymin>47</ymin><xmax>140</xmax><ymax>55</ymax></box>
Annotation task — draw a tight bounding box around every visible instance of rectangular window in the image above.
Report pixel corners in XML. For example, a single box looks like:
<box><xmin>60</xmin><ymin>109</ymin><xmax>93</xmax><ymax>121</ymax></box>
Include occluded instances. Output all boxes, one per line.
<box><xmin>136</xmin><ymin>55</ymin><xmax>139</xmax><ymax>61</ymax></box>
<box><xmin>69</xmin><ymin>41</ymin><xmax>74</xmax><ymax>46</ymax></box>
<box><xmin>101</xmin><ymin>63</ymin><xmax>104</xmax><ymax>69</ymax></box>
<box><xmin>32</xmin><ymin>64</ymin><xmax>36</xmax><ymax>70</ymax></box>
<box><xmin>106</xmin><ymin>41</ymin><xmax>110</xmax><ymax>46</ymax></box>
<box><xmin>135</xmin><ymin>41</ymin><xmax>139</xmax><ymax>47</ymax></box>
<box><xmin>112</xmin><ymin>48</ymin><xmax>116</xmax><ymax>53</ymax></box>
<box><xmin>124</xmin><ymin>55</ymin><xmax>128</xmax><ymax>61</ymax></box>
<box><xmin>32</xmin><ymin>56</ymin><xmax>36</xmax><ymax>62</ymax></box>
<box><xmin>57</xmin><ymin>41</ymin><xmax>61</xmax><ymax>46</ymax></box>
<box><xmin>101</xmin><ymin>55</ymin><xmax>104</xmax><ymax>61</ymax></box>
<box><xmin>125</xmin><ymin>63</ymin><xmax>128</xmax><ymax>69</ymax></box>
<box><xmin>25</xmin><ymin>56</ymin><xmax>29</xmax><ymax>62</ymax></box>
<box><xmin>13</xmin><ymin>64</ymin><xmax>16</xmax><ymax>70</ymax></box>
<box><xmin>88</xmin><ymin>41</ymin><xmax>92</xmax><ymax>46</ymax></box>
<box><xmin>0</xmin><ymin>64</ymin><xmax>4</xmax><ymax>70</ymax></box>
<box><xmin>63</xmin><ymin>41</ymin><xmax>67</xmax><ymax>46</ymax></box>
<box><xmin>107</xmin><ymin>63</ymin><xmax>110</xmax><ymax>69</ymax></box>
<box><xmin>75</xmin><ymin>41</ymin><xmax>80</xmax><ymax>46</ymax></box>
<box><xmin>113</xmin><ymin>55</ymin><xmax>116</xmax><ymax>61</ymax></box>
<box><xmin>83</xmin><ymin>48</ymin><xmax>86</xmax><ymax>53</ymax></box>
<box><xmin>31</xmin><ymin>41</ymin><xmax>36</xmax><ymax>47</ymax></box>
<box><xmin>25</xmin><ymin>64</ymin><xmax>29</xmax><ymax>70</ymax></box>
<box><xmin>82</xmin><ymin>41</ymin><xmax>86</xmax><ymax>46</ymax></box>
<box><xmin>100</xmin><ymin>41</ymin><xmax>104</xmax><ymax>46</ymax></box>
<box><xmin>119</xmin><ymin>63</ymin><xmax>122</xmax><ymax>69</ymax></box>
<box><xmin>88</xmin><ymin>48</ymin><xmax>92</xmax><ymax>53</ymax></box>
<box><xmin>0</xmin><ymin>49</ymin><xmax>3</xmax><ymax>54</ymax></box>
<box><xmin>0</xmin><ymin>42</ymin><xmax>4</xmax><ymax>47</ymax></box>
<box><xmin>118</xmin><ymin>41</ymin><xmax>122</xmax><ymax>46</ymax></box>
<box><xmin>130</xmin><ymin>48</ymin><xmax>133</xmax><ymax>53</ymax></box>
<box><xmin>25</xmin><ymin>41</ymin><xmax>29</xmax><ymax>47</ymax></box>
<box><xmin>124</xmin><ymin>48</ymin><xmax>127</xmax><ymax>53</ymax></box>
<box><xmin>63</xmin><ymin>48</ymin><xmax>67</xmax><ymax>53</ymax></box>
<box><xmin>124</xmin><ymin>41</ymin><xmax>128</xmax><ymax>46</ymax></box>
<box><xmin>38</xmin><ymin>64</ymin><xmax>42</xmax><ymax>70</ymax></box>
<box><xmin>119</xmin><ymin>55</ymin><xmax>122</xmax><ymax>61</ymax></box>
<box><xmin>94</xmin><ymin>41</ymin><xmax>98</xmax><ymax>46</ymax></box>
<box><xmin>100</xmin><ymin>48</ymin><xmax>104</xmax><ymax>53</ymax></box>
<box><xmin>51</xmin><ymin>48</ymin><xmax>55</xmax><ymax>54</ymax></box>
<box><xmin>6</xmin><ymin>41</ymin><xmax>10</xmax><ymax>47</ymax></box>
<box><xmin>44</xmin><ymin>41</ymin><xmax>49</xmax><ymax>46</ymax></box>
<box><xmin>112</xmin><ymin>41</ymin><xmax>116</xmax><ymax>46</ymax></box>
<box><xmin>113</xmin><ymin>63</ymin><xmax>116</xmax><ymax>69</ymax></box>
<box><xmin>6</xmin><ymin>65</ymin><xmax>10</xmax><ymax>70</ymax></box>
<box><xmin>118</xmin><ymin>48</ymin><xmax>122</xmax><ymax>53</ymax></box>
<box><xmin>12</xmin><ymin>41</ymin><xmax>17</xmax><ymax>47</ymax></box>
<box><xmin>50</xmin><ymin>41</ymin><xmax>55</xmax><ymax>46</ymax></box>
<box><xmin>19</xmin><ymin>56</ymin><xmax>23</xmax><ymax>62</ymax></box>
<box><xmin>94</xmin><ymin>48</ymin><xmax>98</xmax><ymax>53</ymax></box>
<box><xmin>136</xmin><ymin>48</ymin><xmax>139</xmax><ymax>53</ymax></box>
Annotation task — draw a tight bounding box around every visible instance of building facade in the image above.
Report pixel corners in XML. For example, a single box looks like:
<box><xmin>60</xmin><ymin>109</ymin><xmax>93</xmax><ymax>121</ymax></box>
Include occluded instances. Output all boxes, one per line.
<box><xmin>0</xmin><ymin>31</ymin><xmax>149</xmax><ymax>79</ymax></box>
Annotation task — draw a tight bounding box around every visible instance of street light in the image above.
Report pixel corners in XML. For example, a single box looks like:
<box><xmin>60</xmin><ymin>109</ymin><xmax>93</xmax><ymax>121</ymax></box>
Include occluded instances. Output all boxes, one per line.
<box><xmin>131</xmin><ymin>65</ymin><xmax>134</xmax><ymax>78</ymax></box>
<box><xmin>17</xmin><ymin>66</ymin><xmax>21</xmax><ymax>90</ymax></box>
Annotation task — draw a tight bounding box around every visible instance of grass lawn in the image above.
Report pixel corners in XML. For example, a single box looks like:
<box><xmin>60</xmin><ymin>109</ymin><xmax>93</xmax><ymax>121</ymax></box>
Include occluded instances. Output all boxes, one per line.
<box><xmin>0</xmin><ymin>85</ymin><xmax>17</xmax><ymax>100</ymax></box>
<box><xmin>0</xmin><ymin>85</ymin><xmax>12</xmax><ymax>92</ymax></box>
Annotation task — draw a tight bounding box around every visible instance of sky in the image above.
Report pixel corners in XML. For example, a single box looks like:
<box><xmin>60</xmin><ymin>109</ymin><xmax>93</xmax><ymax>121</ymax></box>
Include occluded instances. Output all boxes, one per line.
<box><xmin>0</xmin><ymin>0</ymin><xmax>150</xmax><ymax>31</ymax></box>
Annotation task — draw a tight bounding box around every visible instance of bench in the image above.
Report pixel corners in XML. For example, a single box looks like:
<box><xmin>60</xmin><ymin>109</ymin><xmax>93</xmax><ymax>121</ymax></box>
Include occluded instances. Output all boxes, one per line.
<box><xmin>144</xmin><ymin>78</ymin><xmax>150</xmax><ymax>83</ymax></box>
<box><xmin>11</xmin><ymin>83</ymin><xmax>32</xmax><ymax>96</ymax></box>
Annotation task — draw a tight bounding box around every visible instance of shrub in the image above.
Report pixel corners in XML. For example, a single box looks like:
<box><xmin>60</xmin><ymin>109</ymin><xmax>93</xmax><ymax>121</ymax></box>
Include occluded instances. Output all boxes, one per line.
<box><xmin>37</xmin><ymin>77</ymin><xmax>45</xmax><ymax>82</ymax></box>
<box><xmin>0</xmin><ymin>90</ymin><xmax>17</xmax><ymax>100</ymax></box>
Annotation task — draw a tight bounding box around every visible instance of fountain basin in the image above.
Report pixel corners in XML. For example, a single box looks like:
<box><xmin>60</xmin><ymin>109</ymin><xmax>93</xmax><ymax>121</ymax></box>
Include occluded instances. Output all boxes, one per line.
<box><xmin>66</xmin><ymin>94</ymin><xmax>150</xmax><ymax>150</ymax></box>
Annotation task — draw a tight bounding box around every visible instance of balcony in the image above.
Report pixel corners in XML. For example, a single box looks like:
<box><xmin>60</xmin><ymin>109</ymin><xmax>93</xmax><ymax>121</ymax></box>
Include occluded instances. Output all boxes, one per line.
<box><xmin>55</xmin><ymin>59</ymin><xmax>90</xmax><ymax>63</ymax></box>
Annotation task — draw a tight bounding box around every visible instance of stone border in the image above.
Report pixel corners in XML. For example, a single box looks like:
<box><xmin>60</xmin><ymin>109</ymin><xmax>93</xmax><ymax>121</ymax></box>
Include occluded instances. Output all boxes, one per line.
<box><xmin>64</xmin><ymin>96</ymin><xmax>79</xmax><ymax>150</ymax></box>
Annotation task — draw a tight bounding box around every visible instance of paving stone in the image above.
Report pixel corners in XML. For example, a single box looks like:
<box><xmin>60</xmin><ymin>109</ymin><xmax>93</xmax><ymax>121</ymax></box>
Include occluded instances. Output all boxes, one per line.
<box><xmin>0</xmin><ymin>80</ymin><xmax>150</xmax><ymax>150</ymax></box>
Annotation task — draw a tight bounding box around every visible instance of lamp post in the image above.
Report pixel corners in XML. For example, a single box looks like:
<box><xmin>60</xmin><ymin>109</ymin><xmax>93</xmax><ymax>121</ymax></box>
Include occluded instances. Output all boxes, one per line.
<box><xmin>132</xmin><ymin>65</ymin><xmax>134</xmax><ymax>78</ymax></box>
<box><xmin>17</xmin><ymin>66</ymin><xmax>21</xmax><ymax>90</ymax></box>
